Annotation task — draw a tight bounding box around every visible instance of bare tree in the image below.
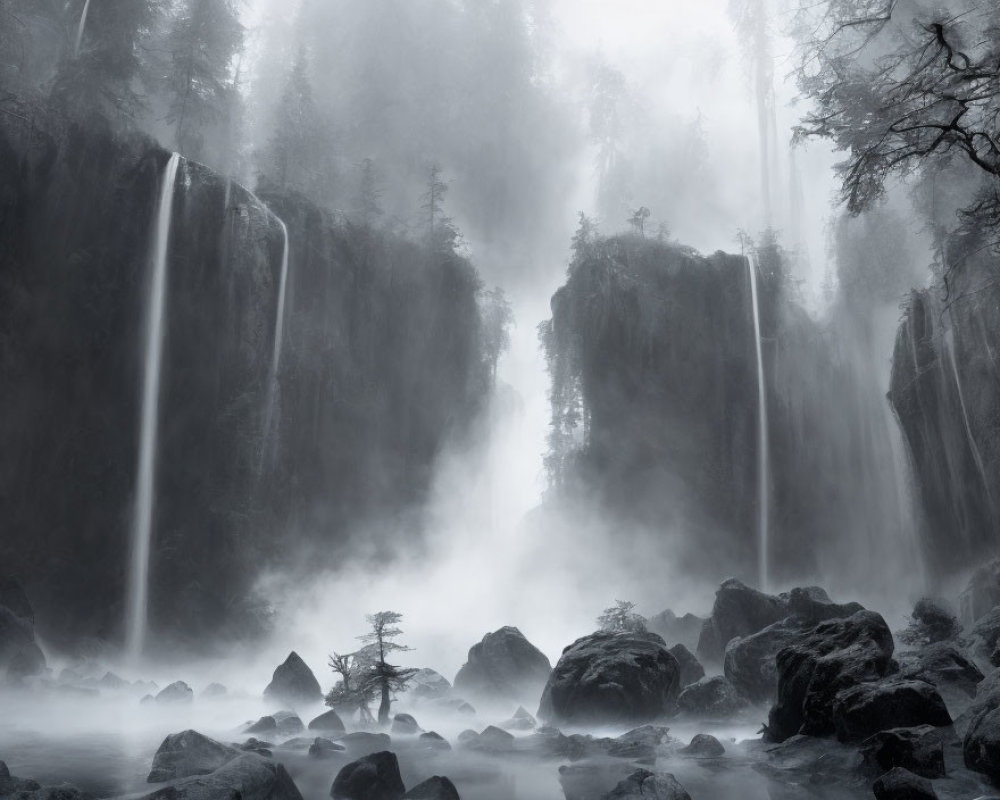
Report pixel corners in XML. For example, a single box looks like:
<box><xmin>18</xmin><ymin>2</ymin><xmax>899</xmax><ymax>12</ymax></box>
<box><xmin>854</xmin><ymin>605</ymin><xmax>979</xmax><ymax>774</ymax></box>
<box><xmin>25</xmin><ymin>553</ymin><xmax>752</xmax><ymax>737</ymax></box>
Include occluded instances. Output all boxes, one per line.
<box><xmin>356</xmin><ymin>611</ymin><xmax>417</xmax><ymax>725</ymax></box>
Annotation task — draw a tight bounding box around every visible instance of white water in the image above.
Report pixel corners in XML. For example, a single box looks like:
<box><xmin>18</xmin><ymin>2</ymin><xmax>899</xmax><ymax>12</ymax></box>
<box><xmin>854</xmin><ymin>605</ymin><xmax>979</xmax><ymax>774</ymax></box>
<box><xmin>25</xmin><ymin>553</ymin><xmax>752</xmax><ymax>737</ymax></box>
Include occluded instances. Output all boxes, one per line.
<box><xmin>126</xmin><ymin>153</ymin><xmax>181</xmax><ymax>665</ymax></box>
<box><xmin>945</xmin><ymin>327</ymin><xmax>994</xmax><ymax>513</ymax></box>
<box><xmin>74</xmin><ymin>0</ymin><xmax>92</xmax><ymax>57</ymax></box>
<box><xmin>259</xmin><ymin>219</ymin><xmax>290</xmax><ymax>471</ymax></box>
<box><xmin>747</xmin><ymin>253</ymin><xmax>771</xmax><ymax>592</ymax></box>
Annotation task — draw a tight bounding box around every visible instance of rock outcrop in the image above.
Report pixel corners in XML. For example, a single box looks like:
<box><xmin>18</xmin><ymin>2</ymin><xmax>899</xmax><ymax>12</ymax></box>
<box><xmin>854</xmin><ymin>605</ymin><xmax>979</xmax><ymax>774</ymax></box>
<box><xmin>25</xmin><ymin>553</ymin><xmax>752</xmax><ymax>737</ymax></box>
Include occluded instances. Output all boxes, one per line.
<box><xmin>264</xmin><ymin>652</ymin><xmax>322</xmax><ymax>708</ymax></box>
<box><xmin>453</xmin><ymin>627</ymin><xmax>551</xmax><ymax>704</ymax></box>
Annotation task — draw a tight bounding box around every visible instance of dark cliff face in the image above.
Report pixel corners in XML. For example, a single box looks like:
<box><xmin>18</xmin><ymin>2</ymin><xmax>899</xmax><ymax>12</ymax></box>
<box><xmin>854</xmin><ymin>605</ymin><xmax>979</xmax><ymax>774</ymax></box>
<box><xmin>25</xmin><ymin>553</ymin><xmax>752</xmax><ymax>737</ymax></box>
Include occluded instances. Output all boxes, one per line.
<box><xmin>0</xmin><ymin>114</ymin><xmax>494</xmax><ymax>652</ymax></box>
<box><xmin>542</xmin><ymin>235</ymin><xmax>908</xmax><ymax>584</ymax></box>
<box><xmin>890</xmin><ymin>251</ymin><xmax>1000</xmax><ymax>579</ymax></box>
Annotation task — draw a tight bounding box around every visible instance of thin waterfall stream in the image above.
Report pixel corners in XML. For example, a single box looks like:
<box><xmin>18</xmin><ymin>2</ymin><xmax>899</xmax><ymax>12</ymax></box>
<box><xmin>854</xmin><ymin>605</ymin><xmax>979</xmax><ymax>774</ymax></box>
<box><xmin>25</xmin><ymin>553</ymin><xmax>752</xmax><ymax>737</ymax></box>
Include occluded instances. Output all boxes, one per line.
<box><xmin>74</xmin><ymin>0</ymin><xmax>92</xmax><ymax>57</ymax></box>
<box><xmin>259</xmin><ymin>218</ymin><xmax>290</xmax><ymax>472</ymax></box>
<box><xmin>748</xmin><ymin>253</ymin><xmax>771</xmax><ymax>592</ymax></box>
<box><xmin>125</xmin><ymin>152</ymin><xmax>181</xmax><ymax>665</ymax></box>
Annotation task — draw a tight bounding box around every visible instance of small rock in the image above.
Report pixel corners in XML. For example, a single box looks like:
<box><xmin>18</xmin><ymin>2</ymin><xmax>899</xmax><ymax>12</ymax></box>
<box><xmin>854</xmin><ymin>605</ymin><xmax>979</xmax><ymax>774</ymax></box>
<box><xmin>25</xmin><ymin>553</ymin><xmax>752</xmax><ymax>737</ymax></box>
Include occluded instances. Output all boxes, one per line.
<box><xmin>419</xmin><ymin>731</ymin><xmax>451</xmax><ymax>751</ymax></box>
<box><xmin>391</xmin><ymin>713</ymin><xmax>421</xmax><ymax>735</ymax></box>
<box><xmin>872</xmin><ymin>767</ymin><xmax>938</xmax><ymax>800</ymax></box>
<box><xmin>476</xmin><ymin>725</ymin><xmax>515</xmax><ymax>753</ymax></box>
<box><xmin>155</xmin><ymin>681</ymin><xmax>194</xmax><ymax>704</ymax></box>
<box><xmin>245</xmin><ymin>715</ymin><xmax>278</xmax><ymax>734</ymax></box>
<box><xmin>680</xmin><ymin>733</ymin><xmax>724</xmax><ymax>757</ymax></box>
<box><xmin>309</xmin><ymin>709</ymin><xmax>346</xmax><ymax>733</ymax></box>
<box><xmin>309</xmin><ymin>737</ymin><xmax>345</xmax><ymax>759</ymax></box>
<box><xmin>402</xmin><ymin>776</ymin><xmax>460</xmax><ymax>800</ymax></box>
<box><xmin>330</xmin><ymin>751</ymin><xmax>404</xmax><ymax>800</ymax></box>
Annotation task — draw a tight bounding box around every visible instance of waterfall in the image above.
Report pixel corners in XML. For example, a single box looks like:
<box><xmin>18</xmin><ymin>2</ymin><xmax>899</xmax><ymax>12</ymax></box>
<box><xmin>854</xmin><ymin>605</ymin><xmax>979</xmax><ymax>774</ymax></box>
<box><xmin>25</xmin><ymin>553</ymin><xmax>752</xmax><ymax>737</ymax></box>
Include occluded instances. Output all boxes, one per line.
<box><xmin>945</xmin><ymin>327</ymin><xmax>994</xmax><ymax>512</ymax></box>
<box><xmin>74</xmin><ymin>0</ymin><xmax>92</xmax><ymax>57</ymax></box>
<box><xmin>125</xmin><ymin>153</ymin><xmax>181</xmax><ymax>664</ymax></box>
<box><xmin>259</xmin><ymin>218</ymin><xmax>290</xmax><ymax>471</ymax></box>
<box><xmin>747</xmin><ymin>253</ymin><xmax>771</xmax><ymax>591</ymax></box>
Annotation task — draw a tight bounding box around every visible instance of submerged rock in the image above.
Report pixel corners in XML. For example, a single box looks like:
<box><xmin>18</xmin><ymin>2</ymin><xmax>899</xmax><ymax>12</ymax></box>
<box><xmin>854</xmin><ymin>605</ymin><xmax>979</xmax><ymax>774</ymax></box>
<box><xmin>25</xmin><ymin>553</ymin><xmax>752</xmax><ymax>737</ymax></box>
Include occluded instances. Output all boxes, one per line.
<box><xmin>264</xmin><ymin>652</ymin><xmax>322</xmax><ymax>708</ymax></box>
<box><xmin>453</xmin><ymin>627</ymin><xmax>551</xmax><ymax>703</ymax></box>
<box><xmin>601</xmin><ymin>769</ymin><xmax>691</xmax><ymax>800</ymax></box>
<box><xmin>766</xmin><ymin>610</ymin><xmax>894</xmax><ymax>742</ymax></box>
<box><xmin>680</xmin><ymin>733</ymin><xmax>725</xmax><ymax>757</ymax></box>
<box><xmin>859</xmin><ymin>726</ymin><xmax>945</xmax><ymax>780</ymax></box>
<box><xmin>308</xmin><ymin>737</ymin><xmax>346</xmax><ymax>759</ymax></box>
<box><xmin>330</xmin><ymin>751</ymin><xmax>404</xmax><ymax>800</ymax></box>
<box><xmin>832</xmin><ymin>679</ymin><xmax>951</xmax><ymax>742</ymax></box>
<box><xmin>871</xmin><ymin>767</ymin><xmax>938</xmax><ymax>800</ymax></box>
<box><xmin>156</xmin><ymin>681</ymin><xmax>194</xmax><ymax>704</ymax></box>
<box><xmin>402</xmin><ymin>776</ymin><xmax>459</xmax><ymax>800</ymax></box>
<box><xmin>308</xmin><ymin>709</ymin><xmax>346</xmax><ymax>733</ymax></box>
<box><xmin>538</xmin><ymin>631</ymin><xmax>680</xmax><ymax>726</ymax></box>
<box><xmin>147</xmin><ymin>730</ymin><xmax>240</xmax><ymax>783</ymax></box>
<box><xmin>139</xmin><ymin>753</ymin><xmax>302</xmax><ymax>800</ymax></box>
<box><xmin>676</xmin><ymin>676</ymin><xmax>747</xmax><ymax>718</ymax></box>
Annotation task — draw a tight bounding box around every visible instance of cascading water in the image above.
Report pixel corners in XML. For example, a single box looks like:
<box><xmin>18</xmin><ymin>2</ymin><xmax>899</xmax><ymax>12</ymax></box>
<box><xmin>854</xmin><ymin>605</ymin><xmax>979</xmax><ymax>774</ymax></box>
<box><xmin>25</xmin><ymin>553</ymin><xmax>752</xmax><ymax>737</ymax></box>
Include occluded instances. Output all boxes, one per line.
<box><xmin>258</xmin><ymin>219</ymin><xmax>290</xmax><ymax>471</ymax></box>
<box><xmin>747</xmin><ymin>253</ymin><xmax>771</xmax><ymax>591</ymax></box>
<box><xmin>945</xmin><ymin>326</ymin><xmax>994</xmax><ymax>513</ymax></box>
<box><xmin>125</xmin><ymin>153</ymin><xmax>181</xmax><ymax>664</ymax></box>
<box><xmin>74</xmin><ymin>0</ymin><xmax>92</xmax><ymax>57</ymax></box>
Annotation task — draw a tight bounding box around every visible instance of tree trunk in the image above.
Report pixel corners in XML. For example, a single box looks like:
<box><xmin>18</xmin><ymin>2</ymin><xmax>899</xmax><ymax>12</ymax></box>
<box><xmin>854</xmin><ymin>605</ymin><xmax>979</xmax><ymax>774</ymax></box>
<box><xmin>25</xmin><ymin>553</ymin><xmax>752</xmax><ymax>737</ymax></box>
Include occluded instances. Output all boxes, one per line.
<box><xmin>378</xmin><ymin>679</ymin><xmax>390</xmax><ymax>725</ymax></box>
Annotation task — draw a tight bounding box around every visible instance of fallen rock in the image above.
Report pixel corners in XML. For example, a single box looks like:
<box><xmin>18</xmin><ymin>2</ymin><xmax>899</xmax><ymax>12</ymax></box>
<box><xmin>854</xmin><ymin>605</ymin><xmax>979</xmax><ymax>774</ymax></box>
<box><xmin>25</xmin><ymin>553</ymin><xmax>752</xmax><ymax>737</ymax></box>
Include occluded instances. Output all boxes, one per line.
<box><xmin>499</xmin><ymin>706</ymin><xmax>536</xmax><ymax>731</ymax></box>
<box><xmin>676</xmin><ymin>676</ymin><xmax>748</xmax><ymax>718</ymax></box>
<box><xmin>147</xmin><ymin>730</ymin><xmax>240</xmax><ymax>782</ymax></box>
<box><xmin>264</xmin><ymin>652</ymin><xmax>322</xmax><ymax>708</ymax></box>
<box><xmin>453</xmin><ymin>627</ymin><xmax>551</xmax><ymax>703</ymax></box>
<box><xmin>402</xmin><ymin>776</ymin><xmax>459</xmax><ymax>800</ymax></box>
<box><xmin>409</xmin><ymin>668</ymin><xmax>451</xmax><ymax>701</ymax></box>
<box><xmin>155</xmin><ymin>681</ymin><xmax>194</xmax><ymax>705</ymax></box>
<box><xmin>391</xmin><ymin>713</ymin><xmax>420</xmax><ymax>735</ymax></box>
<box><xmin>859</xmin><ymin>726</ymin><xmax>945</xmax><ymax>780</ymax></box>
<box><xmin>309</xmin><ymin>709</ymin><xmax>346</xmax><ymax>734</ymax></box>
<box><xmin>538</xmin><ymin>631</ymin><xmax>680</xmax><ymax>726</ymax></box>
<box><xmin>680</xmin><ymin>733</ymin><xmax>724</xmax><ymax>757</ymax></box>
<box><xmin>872</xmin><ymin>766</ymin><xmax>938</xmax><ymax>800</ymax></box>
<box><xmin>309</xmin><ymin>737</ymin><xmax>345</xmax><ymax>759</ymax></box>
<box><xmin>766</xmin><ymin>610</ymin><xmax>894</xmax><ymax>742</ymax></box>
<box><xmin>832</xmin><ymin>679</ymin><xmax>952</xmax><ymax>743</ymax></box>
<box><xmin>601</xmin><ymin>768</ymin><xmax>691</xmax><ymax>800</ymax></box>
<box><xmin>330</xmin><ymin>751</ymin><xmax>404</xmax><ymax>800</ymax></box>
<box><xmin>667</xmin><ymin>644</ymin><xmax>704</xmax><ymax>688</ymax></box>
<box><xmin>139</xmin><ymin>753</ymin><xmax>302</xmax><ymax>800</ymax></box>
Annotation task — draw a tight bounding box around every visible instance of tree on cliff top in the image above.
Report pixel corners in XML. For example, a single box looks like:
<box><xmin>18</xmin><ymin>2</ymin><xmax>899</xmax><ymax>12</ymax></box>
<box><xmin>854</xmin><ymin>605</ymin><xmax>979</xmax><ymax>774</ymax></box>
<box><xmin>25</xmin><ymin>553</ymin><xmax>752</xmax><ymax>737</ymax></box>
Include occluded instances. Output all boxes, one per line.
<box><xmin>598</xmin><ymin>600</ymin><xmax>647</xmax><ymax>634</ymax></box>
<box><xmin>792</xmin><ymin>0</ymin><xmax>1000</xmax><ymax>233</ymax></box>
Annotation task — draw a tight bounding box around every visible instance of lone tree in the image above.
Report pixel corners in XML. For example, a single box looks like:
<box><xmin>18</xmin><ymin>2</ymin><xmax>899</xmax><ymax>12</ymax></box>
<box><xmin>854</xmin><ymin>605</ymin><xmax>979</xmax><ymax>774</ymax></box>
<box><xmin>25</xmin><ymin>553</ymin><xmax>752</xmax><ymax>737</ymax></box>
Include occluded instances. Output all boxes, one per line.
<box><xmin>357</xmin><ymin>611</ymin><xmax>417</xmax><ymax>725</ymax></box>
<box><xmin>597</xmin><ymin>600</ymin><xmax>647</xmax><ymax>634</ymax></box>
<box><xmin>326</xmin><ymin>649</ymin><xmax>378</xmax><ymax>724</ymax></box>
<box><xmin>791</xmin><ymin>0</ymin><xmax>1000</xmax><ymax>230</ymax></box>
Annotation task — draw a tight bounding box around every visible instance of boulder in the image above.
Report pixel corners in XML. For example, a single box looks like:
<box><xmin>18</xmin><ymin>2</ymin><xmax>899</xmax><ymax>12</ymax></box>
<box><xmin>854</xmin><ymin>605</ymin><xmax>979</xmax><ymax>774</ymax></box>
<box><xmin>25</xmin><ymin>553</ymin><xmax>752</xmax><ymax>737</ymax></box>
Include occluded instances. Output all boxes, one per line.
<box><xmin>330</xmin><ymin>751</ymin><xmax>404</xmax><ymax>800</ymax></box>
<box><xmin>724</xmin><ymin>620</ymin><xmax>800</xmax><ymax>703</ymax></box>
<box><xmin>264</xmin><ymin>652</ymin><xmax>322</xmax><ymax>708</ymax></box>
<box><xmin>832</xmin><ymin>679</ymin><xmax>951</xmax><ymax>743</ymax></box>
<box><xmin>453</xmin><ymin>627</ymin><xmax>551</xmax><ymax>703</ymax></box>
<box><xmin>871</xmin><ymin>767</ymin><xmax>938</xmax><ymax>800</ymax></box>
<box><xmin>98</xmin><ymin>672</ymin><xmax>128</xmax><ymax>691</ymax></box>
<box><xmin>418</xmin><ymin>732</ymin><xmax>451</xmax><ymax>751</ymax></box>
<box><xmin>601</xmin><ymin>769</ymin><xmax>691</xmax><ymax>800</ymax></box>
<box><xmin>409</xmin><ymin>668</ymin><xmax>451</xmax><ymax>701</ymax></box>
<box><xmin>238</xmin><ymin>738</ymin><xmax>273</xmax><ymax>757</ymax></box>
<box><xmin>965</xmin><ymin>698</ymin><xmax>1000</xmax><ymax>782</ymax></box>
<box><xmin>646</xmin><ymin>610</ymin><xmax>705</xmax><ymax>653</ymax></box>
<box><xmin>676</xmin><ymin>676</ymin><xmax>748</xmax><ymax>718</ymax></box>
<box><xmin>339</xmin><ymin>732</ymin><xmax>392</xmax><ymax>755</ymax></box>
<box><xmin>538</xmin><ymin>631</ymin><xmax>680</xmax><ymax>726</ymax></box>
<box><xmin>667</xmin><ymin>644</ymin><xmax>703</xmax><ymax>688</ymax></box>
<box><xmin>456</xmin><ymin>730</ymin><xmax>480</xmax><ymax>748</ymax></box>
<box><xmin>859</xmin><ymin>726</ymin><xmax>945</xmax><ymax>780</ymax></box>
<box><xmin>147</xmin><ymin>730</ymin><xmax>241</xmax><ymax>782</ymax></box>
<box><xmin>273</xmin><ymin>711</ymin><xmax>304</xmax><ymax>736</ymax></box>
<box><xmin>309</xmin><ymin>737</ymin><xmax>346</xmax><ymax>759</ymax></box>
<box><xmin>201</xmin><ymin>683</ymin><xmax>227</xmax><ymax>698</ymax></box>
<box><xmin>138</xmin><ymin>753</ymin><xmax>303</xmax><ymax>800</ymax></box>
<box><xmin>430</xmin><ymin>697</ymin><xmax>475</xmax><ymax>716</ymax></box>
<box><xmin>897</xmin><ymin>642</ymin><xmax>983</xmax><ymax>710</ymax></box>
<box><xmin>607</xmin><ymin>725</ymin><xmax>673</xmax><ymax>760</ymax></box>
<box><xmin>499</xmin><ymin>706</ymin><xmax>536</xmax><ymax>731</ymax></box>
<box><xmin>309</xmin><ymin>709</ymin><xmax>346</xmax><ymax>734</ymax></box>
<box><xmin>766</xmin><ymin>610</ymin><xmax>894</xmax><ymax>742</ymax></box>
<box><xmin>0</xmin><ymin>760</ymin><xmax>42</xmax><ymax>795</ymax></box>
<box><xmin>680</xmin><ymin>733</ymin><xmax>724</xmax><ymax>757</ymax></box>
<box><xmin>246</xmin><ymin>715</ymin><xmax>278</xmax><ymax>734</ymax></box>
<box><xmin>391</xmin><ymin>713</ymin><xmax>420</xmax><ymax>735</ymax></box>
<box><xmin>475</xmin><ymin>725</ymin><xmax>515</xmax><ymax>753</ymax></box>
<box><xmin>155</xmin><ymin>681</ymin><xmax>194</xmax><ymax>704</ymax></box>
<box><xmin>402</xmin><ymin>777</ymin><xmax>460</xmax><ymax>800</ymax></box>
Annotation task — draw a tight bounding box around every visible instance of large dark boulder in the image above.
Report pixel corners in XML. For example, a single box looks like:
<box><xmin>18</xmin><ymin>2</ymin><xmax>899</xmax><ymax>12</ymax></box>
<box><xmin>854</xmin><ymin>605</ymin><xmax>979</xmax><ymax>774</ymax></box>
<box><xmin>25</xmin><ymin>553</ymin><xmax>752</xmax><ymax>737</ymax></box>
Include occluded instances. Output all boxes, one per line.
<box><xmin>139</xmin><ymin>754</ymin><xmax>302</xmax><ymax>800</ymax></box>
<box><xmin>964</xmin><ymin>690</ymin><xmax>1000</xmax><ymax>783</ymax></box>
<box><xmin>402</xmin><ymin>777</ymin><xmax>459</xmax><ymax>800</ymax></box>
<box><xmin>897</xmin><ymin>642</ymin><xmax>983</xmax><ymax>710</ymax></box>
<box><xmin>676</xmin><ymin>676</ymin><xmax>748</xmax><ymax>718</ymax></box>
<box><xmin>147</xmin><ymin>730</ymin><xmax>240</xmax><ymax>782</ymax></box>
<box><xmin>391</xmin><ymin>714</ymin><xmax>420</xmax><ymax>735</ymax></box>
<box><xmin>680</xmin><ymin>733</ymin><xmax>725</xmax><ymax>757</ymax></box>
<box><xmin>723</xmin><ymin>620</ymin><xmax>800</xmax><ymax>704</ymax></box>
<box><xmin>330</xmin><ymin>751</ymin><xmax>404</xmax><ymax>800</ymax></box>
<box><xmin>538</xmin><ymin>631</ymin><xmax>680</xmax><ymax>726</ymax></box>
<box><xmin>872</xmin><ymin>767</ymin><xmax>938</xmax><ymax>800</ymax></box>
<box><xmin>453</xmin><ymin>627</ymin><xmax>551</xmax><ymax>703</ymax></box>
<box><xmin>667</xmin><ymin>644</ymin><xmax>703</xmax><ymax>687</ymax></box>
<box><xmin>601</xmin><ymin>769</ymin><xmax>691</xmax><ymax>800</ymax></box>
<box><xmin>264</xmin><ymin>652</ymin><xmax>322</xmax><ymax>708</ymax></box>
<box><xmin>860</xmin><ymin>726</ymin><xmax>946</xmax><ymax>780</ymax></box>
<box><xmin>309</xmin><ymin>709</ymin><xmax>346</xmax><ymax>733</ymax></box>
<box><xmin>832</xmin><ymin>679</ymin><xmax>952</xmax><ymax>743</ymax></box>
<box><xmin>766</xmin><ymin>610</ymin><xmax>894</xmax><ymax>742</ymax></box>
